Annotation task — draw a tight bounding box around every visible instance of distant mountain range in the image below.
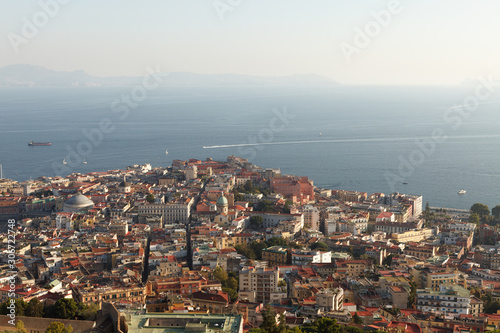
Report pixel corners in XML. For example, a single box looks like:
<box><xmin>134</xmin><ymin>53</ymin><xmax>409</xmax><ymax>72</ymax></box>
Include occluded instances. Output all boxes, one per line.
<box><xmin>0</xmin><ymin>64</ymin><xmax>340</xmax><ymax>87</ymax></box>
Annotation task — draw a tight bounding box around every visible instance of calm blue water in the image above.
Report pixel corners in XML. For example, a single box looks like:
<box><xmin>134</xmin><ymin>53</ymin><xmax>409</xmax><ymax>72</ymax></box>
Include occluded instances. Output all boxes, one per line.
<box><xmin>0</xmin><ymin>85</ymin><xmax>499</xmax><ymax>210</ymax></box>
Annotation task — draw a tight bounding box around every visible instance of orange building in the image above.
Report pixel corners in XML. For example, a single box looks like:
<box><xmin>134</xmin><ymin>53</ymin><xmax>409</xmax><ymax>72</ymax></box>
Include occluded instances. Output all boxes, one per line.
<box><xmin>271</xmin><ymin>176</ymin><xmax>314</xmax><ymax>203</ymax></box>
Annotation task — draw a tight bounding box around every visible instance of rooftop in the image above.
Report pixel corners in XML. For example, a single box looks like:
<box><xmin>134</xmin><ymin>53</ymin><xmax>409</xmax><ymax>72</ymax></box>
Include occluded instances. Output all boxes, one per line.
<box><xmin>126</xmin><ymin>313</ymin><xmax>243</xmax><ymax>333</ymax></box>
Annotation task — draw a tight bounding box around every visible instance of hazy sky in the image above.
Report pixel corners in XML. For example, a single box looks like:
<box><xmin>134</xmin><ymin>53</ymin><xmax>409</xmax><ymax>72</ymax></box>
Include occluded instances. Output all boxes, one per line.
<box><xmin>1</xmin><ymin>0</ymin><xmax>499</xmax><ymax>85</ymax></box>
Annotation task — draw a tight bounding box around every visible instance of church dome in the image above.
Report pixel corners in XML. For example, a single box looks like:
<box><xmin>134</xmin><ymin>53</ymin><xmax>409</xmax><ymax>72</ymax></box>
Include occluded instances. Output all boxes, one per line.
<box><xmin>216</xmin><ymin>195</ymin><xmax>228</xmax><ymax>206</ymax></box>
<box><xmin>119</xmin><ymin>180</ymin><xmax>130</xmax><ymax>187</ymax></box>
<box><xmin>63</xmin><ymin>193</ymin><xmax>94</xmax><ymax>212</ymax></box>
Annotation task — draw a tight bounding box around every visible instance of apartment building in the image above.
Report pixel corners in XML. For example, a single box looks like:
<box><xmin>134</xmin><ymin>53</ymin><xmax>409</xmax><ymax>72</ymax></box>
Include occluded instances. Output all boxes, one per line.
<box><xmin>262</xmin><ymin>246</ymin><xmax>290</xmax><ymax>267</ymax></box>
<box><xmin>239</xmin><ymin>267</ymin><xmax>279</xmax><ymax>304</ymax></box>
<box><xmin>291</xmin><ymin>250</ymin><xmax>332</xmax><ymax>266</ymax></box>
<box><xmin>301</xmin><ymin>205</ymin><xmax>320</xmax><ymax>231</ymax></box>
<box><xmin>73</xmin><ymin>284</ymin><xmax>146</xmax><ymax>305</ymax></box>
<box><xmin>416</xmin><ymin>284</ymin><xmax>470</xmax><ymax>318</ymax></box>
<box><xmin>316</xmin><ymin>288</ymin><xmax>344</xmax><ymax>311</ymax></box>
<box><xmin>411</xmin><ymin>267</ymin><xmax>458</xmax><ymax>291</ymax></box>
<box><xmin>138</xmin><ymin>197</ymin><xmax>194</xmax><ymax>223</ymax></box>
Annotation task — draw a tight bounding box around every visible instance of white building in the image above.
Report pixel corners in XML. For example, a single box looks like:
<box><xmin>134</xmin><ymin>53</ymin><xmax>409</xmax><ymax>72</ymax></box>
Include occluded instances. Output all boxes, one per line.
<box><xmin>291</xmin><ymin>249</ymin><xmax>331</xmax><ymax>266</ymax></box>
<box><xmin>185</xmin><ymin>165</ymin><xmax>198</xmax><ymax>181</ymax></box>
<box><xmin>416</xmin><ymin>284</ymin><xmax>470</xmax><ymax>318</ymax></box>
<box><xmin>302</xmin><ymin>205</ymin><xmax>320</xmax><ymax>231</ymax></box>
<box><xmin>279</xmin><ymin>219</ymin><xmax>304</xmax><ymax>235</ymax></box>
<box><xmin>316</xmin><ymin>288</ymin><xmax>344</xmax><ymax>311</ymax></box>
<box><xmin>232</xmin><ymin>215</ymin><xmax>250</xmax><ymax>230</ymax></box>
<box><xmin>239</xmin><ymin>267</ymin><xmax>279</xmax><ymax>304</ymax></box>
<box><xmin>138</xmin><ymin>198</ymin><xmax>194</xmax><ymax>223</ymax></box>
<box><xmin>406</xmin><ymin>195</ymin><xmax>423</xmax><ymax>218</ymax></box>
<box><xmin>449</xmin><ymin>222</ymin><xmax>476</xmax><ymax>232</ymax></box>
<box><xmin>55</xmin><ymin>213</ymin><xmax>74</xmax><ymax>230</ymax></box>
<box><xmin>249</xmin><ymin>212</ymin><xmax>304</xmax><ymax>228</ymax></box>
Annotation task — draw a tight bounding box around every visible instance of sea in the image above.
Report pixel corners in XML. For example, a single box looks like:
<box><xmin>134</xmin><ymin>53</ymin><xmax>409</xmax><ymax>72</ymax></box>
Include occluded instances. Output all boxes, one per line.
<box><xmin>0</xmin><ymin>85</ymin><xmax>499</xmax><ymax>210</ymax></box>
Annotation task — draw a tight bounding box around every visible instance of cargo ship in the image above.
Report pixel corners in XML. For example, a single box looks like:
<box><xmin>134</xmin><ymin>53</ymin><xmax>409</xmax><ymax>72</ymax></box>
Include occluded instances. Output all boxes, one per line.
<box><xmin>28</xmin><ymin>141</ymin><xmax>52</xmax><ymax>146</ymax></box>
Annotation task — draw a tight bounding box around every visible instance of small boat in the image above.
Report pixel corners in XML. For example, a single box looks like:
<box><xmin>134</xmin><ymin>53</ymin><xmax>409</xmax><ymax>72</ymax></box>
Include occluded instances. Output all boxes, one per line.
<box><xmin>458</xmin><ymin>189</ymin><xmax>466</xmax><ymax>195</ymax></box>
<box><xmin>82</xmin><ymin>157</ymin><xmax>87</xmax><ymax>164</ymax></box>
<box><xmin>165</xmin><ymin>149</ymin><xmax>168</xmax><ymax>155</ymax></box>
<box><xmin>63</xmin><ymin>158</ymin><xmax>67</xmax><ymax>165</ymax></box>
<box><xmin>28</xmin><ymin>141</ymin><xmax>51</xmax><ymax>146</ymax></box>
<box><xmin>402</xmin><ymin>182</ymin><xmax>408</xmax><ymax>185</ymax></box>
<box><xmin>319</xmin><ymin>132</ymin><xmax>322</xmax><ymax>137</ymax></box>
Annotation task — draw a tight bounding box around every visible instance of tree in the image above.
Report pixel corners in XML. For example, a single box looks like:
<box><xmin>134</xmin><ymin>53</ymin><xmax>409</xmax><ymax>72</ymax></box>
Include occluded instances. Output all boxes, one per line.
<box><xmin>485</xmin><ymin>301</ymin><xmax>500</xmax><ymax>314</ymax></box>
<box><xmin>266</xmin><ymin>237</ymin><xmax>288</xmax><ymax>247</ymax></box>
<box><xmin>301</xmin><ymin>317</ymin><xmax>341</xmax><ymax>333</ymax></box>
<box><xmin>311</xmin><ymin>242</ymin><xmax>328</xmax><ymax>251</ymax></box>
<box><xmin>256</xmin><ymin>200</ymin><xmax>275</xmax><ymax>212</ymax></box>
<box><xmin>408</xmin><ymin>279</ymin><xmax>417</xmax><ymax>308</ymax></box>
<box><xmin>45</xmin><ymin>322</ymin><xmax>73</xmax><ymax>333</ymax></box>
<box><xmin>382</xmin><ymin>254</ymin><xmax>393</xmax><ymax>267</ymax></box>
<box><xmin>471</xmin><ymin>203</ymin><xmax>490</xmax><ymax>216</ymax></box>
<box><xmin>249</xmin><ymin>216</ymin><xmax>264</xmax><ymax>230</ymax></box>
<box><xmin>13</xmin><ymin>299</ymin><xmax>27</xmax><ymax>317</ymax></box>
<box><xmin>469</xmin><ymin>213</ymin><xmax>480</xmax><ymax>225</ymax></box>
<box><xmin>146</xmin><ymin>193</ymin><xmax>155</xmax><ymax>203</ymax></box>
<box><xmin>234</xmin><ymin>245</ymin><xmax>257</xmax><ymax>260</ymax></box>
<box><xmin>213</xmin><ymin>266</ymin><xmax>228</xmax><ymax>282</ymax></box>
<box><xmin>25</xmin><ymin>298</ymin><xmax>44</xmax><ymax>317</ymax></box>
<box><xmin>222</xmin><ymin>287</ymin><xmax>238</xmax><ymax>302</ymax></box>
<box><xmin>248</xmin><ymin>241</ymin><xmax>269</xmax><ymax>260</ymax></box>
<box><xmin>493</xmin><ymin>205</ymin><xmax>500</xmax><ymax>219</ymax></box>
<box><xmin>53</xmin><ymin>299</ymin><xmax>78</xmax><ymax>319</ymax></box>
<box><xmin>283</xmin><ymin>200</ymin><xmax>293</xmax><ymax>214</ymax></box>
<box><xmin>243</xmin><ymin>180</ymin><xmax>254</xmax><ymax>193</ymax></box>
<box><xmin>260</xmin><ymin>307</ymin><xmax>288</xmax><ymax>333</ymax></box>
<box><xmin>225</xmin><ymin>277</ymin><xmax>238</xmax><ymax>290</ymax></box>
<box><xmin>77</xmin><ymin>302</ymin><xmax>99</xmax><ymax>320</ymax></box>
<box><xmin>15</xmin><ymin>321</ymin><xmax>27</xmax><ymax>333</ymax></box>
<box><xmin>288</xmin><ymin>328</ymin><xmax>303</xmax><ymax>333</ymax></box>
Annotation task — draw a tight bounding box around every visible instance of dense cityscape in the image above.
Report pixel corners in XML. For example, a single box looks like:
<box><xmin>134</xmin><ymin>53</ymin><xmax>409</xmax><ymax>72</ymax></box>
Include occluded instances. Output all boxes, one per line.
<box><xmin>1</xmin><ymin>155</ymin><xmax>499</xmax><ymax>333</ymax></box>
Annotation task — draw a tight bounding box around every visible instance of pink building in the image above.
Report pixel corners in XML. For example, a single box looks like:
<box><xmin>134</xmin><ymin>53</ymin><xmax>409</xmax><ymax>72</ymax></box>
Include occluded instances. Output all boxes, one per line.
<box><xmin>271</xmin><ymin>176</ymin><xmax>314</xmax><ymax>204</ymax></box>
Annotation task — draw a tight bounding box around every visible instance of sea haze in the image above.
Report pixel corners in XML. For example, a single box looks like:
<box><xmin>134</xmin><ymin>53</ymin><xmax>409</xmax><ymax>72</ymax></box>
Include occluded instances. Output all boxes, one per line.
<box><xmin>0</xmin><ymin>85</ymin><xmax>499</xmax><ymax>210</ymax></box>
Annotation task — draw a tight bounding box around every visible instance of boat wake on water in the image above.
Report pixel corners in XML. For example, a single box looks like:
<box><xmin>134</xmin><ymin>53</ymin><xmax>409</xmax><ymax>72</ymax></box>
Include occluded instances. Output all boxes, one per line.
<box><xmin>202</xmin><ymin>134</ymin><xmax>500</xmax><ymax>149</ymax></box>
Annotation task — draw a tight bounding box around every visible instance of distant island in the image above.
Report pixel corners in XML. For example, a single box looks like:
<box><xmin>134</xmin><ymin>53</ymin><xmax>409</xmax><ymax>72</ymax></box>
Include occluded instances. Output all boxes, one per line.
<box><xmin>0</xmin><ymin>64</ymin><xmax>340</xmax><ymax>87</ymax></box>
